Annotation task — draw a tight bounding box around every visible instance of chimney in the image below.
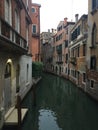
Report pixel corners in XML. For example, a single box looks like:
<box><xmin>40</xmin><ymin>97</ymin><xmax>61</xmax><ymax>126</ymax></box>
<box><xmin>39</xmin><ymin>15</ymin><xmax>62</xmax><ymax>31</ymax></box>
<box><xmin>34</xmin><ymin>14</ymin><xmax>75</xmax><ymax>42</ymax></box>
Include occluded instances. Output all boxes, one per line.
<box><xmin>51</xmin><ymin>28</ymin><xmax>54</xmax><ymax>33</ymax></box>
<box><xmin>64</xmin><ymin>17</ymin><xmax>68</xmax><ymax>24</ymax></box>
<box><xmin>48</xmin><ymin>29</ymin><xmax>50</xmax><ymax>33</ymax></box>
<box><xmin>75</xmin><ymin>14</ymin><xmax>79</xmax><ymax>22</ymax></box>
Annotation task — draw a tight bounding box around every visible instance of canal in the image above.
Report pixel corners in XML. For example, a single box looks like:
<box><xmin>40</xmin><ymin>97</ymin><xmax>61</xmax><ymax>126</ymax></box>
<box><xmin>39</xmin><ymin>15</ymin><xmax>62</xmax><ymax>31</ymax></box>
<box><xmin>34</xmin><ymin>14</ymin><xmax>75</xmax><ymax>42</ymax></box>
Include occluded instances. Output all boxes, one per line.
<box><xmin>21</xmin><ymin>73</ymin><xmax>98</xmax><ymax>130</ymax></box>
<box><xmin>4</xmin><ymin>74</ymin><xmax>98</xmax><ymax>130</ymax></box>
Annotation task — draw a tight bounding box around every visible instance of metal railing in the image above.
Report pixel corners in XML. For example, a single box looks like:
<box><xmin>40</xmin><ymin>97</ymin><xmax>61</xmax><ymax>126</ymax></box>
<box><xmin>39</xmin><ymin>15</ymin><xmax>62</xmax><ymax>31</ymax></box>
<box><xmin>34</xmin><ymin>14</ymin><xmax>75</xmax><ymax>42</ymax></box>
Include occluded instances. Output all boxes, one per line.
<box><xmin>0</xmin><ymin>18</ymin><xmax>27</xmax><ymax>50</ymax></box>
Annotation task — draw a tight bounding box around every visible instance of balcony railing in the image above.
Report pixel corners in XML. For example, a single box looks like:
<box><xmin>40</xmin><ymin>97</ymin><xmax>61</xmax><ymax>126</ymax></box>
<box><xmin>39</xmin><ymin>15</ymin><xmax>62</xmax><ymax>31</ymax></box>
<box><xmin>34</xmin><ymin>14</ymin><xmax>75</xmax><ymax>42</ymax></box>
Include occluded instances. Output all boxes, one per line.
<box><xmin>70</xmin><ymin>57</ymin><xmax>76</xmax><ymax>65</ymax></box>
<box><xmin>32</xmin><ymin>32</ymin><xmax>40</xmax><ymax>37</ymax></box>
<box><xmin>56</xmin><ymin>61</ymin><xmax>63</xmax><ymax>64</ymax></box>
<box><xmin>0</xmin><ymin>18</ymin><xmax>27</xmax><ymax>52</ymax></box>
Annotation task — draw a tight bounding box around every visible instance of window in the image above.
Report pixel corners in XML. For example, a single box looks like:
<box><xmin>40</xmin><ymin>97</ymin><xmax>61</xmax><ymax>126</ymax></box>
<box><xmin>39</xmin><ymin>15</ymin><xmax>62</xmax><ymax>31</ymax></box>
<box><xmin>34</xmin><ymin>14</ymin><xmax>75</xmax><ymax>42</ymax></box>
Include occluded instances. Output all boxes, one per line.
<box><xmin>58</xmin><ymin>26</ymin><xmax>62</xmax><ymax>31</ymax></box>
<box><xmin>5</xmin><ymin>0</ymin><xmax>11</xmax><ymax>24</ymax></box>
<box><xmin>65</xmin><ymin>54</ymin><xmax>68</xmax><ymax>63</ymax></box>
<box><xmin>56</xmin><ymin>36</ymin><xmax>58</xmax><ymax>41</ymax></box>
<box><xmin>83</xmin><ymin>44</ymin><xmax>86</xmax><ymax>56</ymax></box>
<box><xmin>71</xmin><ymin>49</ymin><xmax>74</xmax><ymax>57</ymax></box>
<box><xmin>15</xmin><ymin>10</ymin><xmax>20</xmax><ymax>32</ymax></box>
<box><xmin>92</xmin><ymin>0</ymin><xmax>98</xmax><ymax>10</ymax></box>
<box><xmin>92</xmin><ymin>23</ymin><xmax>97</xmax><ymax>47</ymax></box>
<box><xmin>32</xmin><ymin>25</ymin><xmax>36</xmax><ymax>33</ymax></box>
<box><xmin>58</xmin><ymin>54</ymin><xmax>62</xmax><ymax>62</ymax></box>
<box><xmin>65</xmin><ymin>40</ymin><xmax>68</xmax><ymax>47</ymax></box>
<box><xmin>74</xmin><ymin>70</ymin><xmax>76</xmax><ymax>78</ymax></box>
<box><xmin>77</xmin><ymin>25</ymin><xmax>80</xmax><ymax>36</ymax></box>
<box><xmin>90</xmin><ymin>80</ymin><xmax>94</xmax><ymax>88</ymax></box>
<box><xmin>77</xmin><ymin>46</ymin><xmax>80</xmax><ymax>57</ymax></box>
<box><xmin>90</xmin><ymin>56</ymin><xmax>96</xmax><ymax>70</ymax></box>
<box><xmin>32</xmin><ymin>8</ymin><xmax>35</xmax><ymax>13</ymax></box>
<box><xmin>83</xmin><ymin>73</ymin><xmax>86</xmax><ymax>82</ymax></box>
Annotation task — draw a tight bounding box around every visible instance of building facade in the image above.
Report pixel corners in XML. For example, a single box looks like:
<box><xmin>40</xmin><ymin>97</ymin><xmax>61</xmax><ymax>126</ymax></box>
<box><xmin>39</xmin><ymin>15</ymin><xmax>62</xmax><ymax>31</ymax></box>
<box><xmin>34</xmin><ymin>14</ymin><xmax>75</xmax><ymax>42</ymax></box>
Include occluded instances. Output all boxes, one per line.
<box><xmin>0</xmin><ymin>0</ymin><xmax>32</xmax><ymax>129</ymax></box>
<box><xmin>69</xmin><ymin>14</ymin><xmax>88</xmax><ymax>91</ymax></box>
<box><xmin>52</xmin><ymin>18</ymin><xmax>75</xmax><ymax>76</ymax></box>
<box><xmin>40</xmin><ymin>29</ymin><xmax>56</xmax><ymax>71</ymax></box>
<box><xmin>86</xmin><ymin>0</ymin><xmax>98</xmax><ymax>100</ymax></box>
<box><xmin>31</xmin><ymin>3</ymin><xmax>41</xmax><ymax>61</ymax></box>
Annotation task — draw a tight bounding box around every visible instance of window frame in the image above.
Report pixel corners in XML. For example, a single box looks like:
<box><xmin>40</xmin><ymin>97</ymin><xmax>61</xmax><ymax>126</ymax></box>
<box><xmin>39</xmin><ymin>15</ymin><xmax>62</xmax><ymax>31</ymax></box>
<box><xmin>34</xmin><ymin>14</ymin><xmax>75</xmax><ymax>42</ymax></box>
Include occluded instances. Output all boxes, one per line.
<box><xmin>5</xmin><ymin>0</ymin><xmax>12</xmax><ymax>24</ymax></box>
<box><xmin>91</xmin><ymin>0</ymin><xmax>98</xmax><ymax>14</ymax></box>
<box><xmin>32</xmin><ymin>7</ymin><xmax>36</xmax><ymax>13</ymax></box>
<box><xmin>92</xmin><ymin>23</ymin><xmax>97</xmax><ymax>47</ymax></box>
<box><xmin>83</xmin><ymin>44</ymin><xmax>86</xmax><ymax>56</ymax></box>
<box><xmin>82</xmin><ymin>73</ymin><xmax>86</xmax><ymax>83</ymax></box>
<box><xmin>32</xmin><ymin>24</ymin><xmax>37</xmax><ymax>34</ymax></box>
<box><xmin>90</xmin><ymin>56</ymin><xmax>96</xmax><ymax>70</ymax></box>
<box><xmin>15</xmin><ymin>9</ymin><xmax>20</xmax><ymax>33</ymax></box>
<box><xmin>90</xmin><ymin>80</ymin><xmax>94</xmax><ymax>88</ymax></box>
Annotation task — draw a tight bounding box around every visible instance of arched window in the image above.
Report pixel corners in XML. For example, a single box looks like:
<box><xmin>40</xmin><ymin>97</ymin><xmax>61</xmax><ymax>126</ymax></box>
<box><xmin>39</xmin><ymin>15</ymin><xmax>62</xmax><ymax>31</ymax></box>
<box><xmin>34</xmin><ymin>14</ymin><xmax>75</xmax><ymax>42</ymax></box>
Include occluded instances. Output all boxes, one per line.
<box><xmin>5</xmin><ymin>0</ymin><xmax>11</xmax><ymax>24</ymax></box>
<box><xmin>92</xmin><ymin>23</ymin><xmax>97</xmax><ymax>47</ymax></box>
<box><xmin>15</xmin><ymin>9</ymin><xmax>20</xmax><ymax>32</ymax></box>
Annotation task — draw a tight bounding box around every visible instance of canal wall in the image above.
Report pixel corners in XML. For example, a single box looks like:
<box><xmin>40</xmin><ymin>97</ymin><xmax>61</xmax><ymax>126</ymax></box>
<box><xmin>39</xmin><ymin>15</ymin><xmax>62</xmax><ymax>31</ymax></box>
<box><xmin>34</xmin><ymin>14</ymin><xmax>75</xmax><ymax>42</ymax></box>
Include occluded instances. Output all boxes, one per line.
<box><xmin>19</xmin><ymin>77</ymin><xmax>42</xmax><ymax>101</ymax></box>
<box><xmin>45</xmin><ymin>69</ymin><xmax>98</xmax><ymax>102</ymax></box>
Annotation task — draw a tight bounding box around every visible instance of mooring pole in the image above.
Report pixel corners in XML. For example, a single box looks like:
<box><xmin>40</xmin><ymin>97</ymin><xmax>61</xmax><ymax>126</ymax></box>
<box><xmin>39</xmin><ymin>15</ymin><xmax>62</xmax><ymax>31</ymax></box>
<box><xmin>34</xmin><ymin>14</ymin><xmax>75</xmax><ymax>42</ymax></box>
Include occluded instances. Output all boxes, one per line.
<box><xmin>17</xmin><ymin>94</ymin><xmax>21</xmax><ymax>130</ymax></box>
<box><xmin>32</xmin><ymin>84</ymin><xmax>36</xmax><ymax>106</ymax></box>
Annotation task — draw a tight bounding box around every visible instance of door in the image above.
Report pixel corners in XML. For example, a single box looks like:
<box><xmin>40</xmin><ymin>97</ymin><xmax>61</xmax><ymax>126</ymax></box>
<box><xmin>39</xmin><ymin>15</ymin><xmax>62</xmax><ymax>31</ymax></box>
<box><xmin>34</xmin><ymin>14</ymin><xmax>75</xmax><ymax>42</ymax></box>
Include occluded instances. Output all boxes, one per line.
<box><xmin>4</xmin><ymin>63</ymin><xmax>11</xmax><ymax>112</ymax></box>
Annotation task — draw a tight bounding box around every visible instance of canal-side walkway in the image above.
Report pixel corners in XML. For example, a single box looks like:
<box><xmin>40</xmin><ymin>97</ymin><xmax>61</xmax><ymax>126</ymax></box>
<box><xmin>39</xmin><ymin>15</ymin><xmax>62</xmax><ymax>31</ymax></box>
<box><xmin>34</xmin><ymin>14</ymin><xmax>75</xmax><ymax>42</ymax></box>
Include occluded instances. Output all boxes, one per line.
<box><xmin>2</xmin><ymin>77</ymin><xmax>41</xmax><ymax>130</ymax></box>
<box><xmin>4</xmin><ymin>107</ymin><xmax>28</xmax><ymax>125</ymax></box>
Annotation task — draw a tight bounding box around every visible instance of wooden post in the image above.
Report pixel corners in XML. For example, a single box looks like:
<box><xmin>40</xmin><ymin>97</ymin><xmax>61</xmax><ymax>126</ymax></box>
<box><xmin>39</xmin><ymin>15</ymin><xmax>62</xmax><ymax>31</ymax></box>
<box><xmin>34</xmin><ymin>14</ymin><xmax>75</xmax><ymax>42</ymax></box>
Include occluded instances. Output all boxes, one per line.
<box><xmin>32</xmin><ymin>84</ymin><xmax>36</xmax><ymax>106</ymax></box>
<box><xmin>17</xmin><ymin>95</ymin><xmax>21</xmax><ymax>130</ymax></box>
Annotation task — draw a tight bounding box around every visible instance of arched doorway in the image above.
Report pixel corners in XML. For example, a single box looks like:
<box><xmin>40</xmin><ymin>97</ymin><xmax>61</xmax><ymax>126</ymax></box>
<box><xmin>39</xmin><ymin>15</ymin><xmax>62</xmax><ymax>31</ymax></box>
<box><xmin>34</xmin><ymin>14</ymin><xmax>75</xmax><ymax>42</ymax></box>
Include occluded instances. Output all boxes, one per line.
<box><xmin>55</xmin><ymin>66</ymin><xmax>58</xmax><ymax>74</ymax></box>
<box><xmin>4</xmin><ymin>60</ymin><xmax>12</xmax><ymax>112</ymax></box>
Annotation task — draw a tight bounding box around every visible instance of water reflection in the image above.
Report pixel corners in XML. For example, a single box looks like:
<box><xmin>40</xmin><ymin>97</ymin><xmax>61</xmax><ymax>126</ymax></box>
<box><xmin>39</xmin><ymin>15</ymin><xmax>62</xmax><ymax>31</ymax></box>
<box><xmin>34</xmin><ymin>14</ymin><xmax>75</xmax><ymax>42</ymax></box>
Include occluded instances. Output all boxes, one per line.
<box><xmin>38</xmin><ymin>109</ymin><xmax>60</xmax><ymax>130</ymax></box>
<box><xmin>22</xmin><ymin>73</ymin><xmax>98</xmax><ymax>130</ymax></box>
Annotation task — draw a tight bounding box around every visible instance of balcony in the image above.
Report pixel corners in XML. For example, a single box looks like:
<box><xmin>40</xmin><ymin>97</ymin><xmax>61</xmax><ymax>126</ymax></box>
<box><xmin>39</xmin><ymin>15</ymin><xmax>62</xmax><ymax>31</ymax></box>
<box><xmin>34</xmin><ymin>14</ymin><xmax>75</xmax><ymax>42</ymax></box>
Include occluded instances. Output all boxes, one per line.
<box><xmin>32</xmin><ymin>32</ymin><xmax>40</xmax><ymax>37</ymax></box>
<box><xmin>89</xmin><ymin>44</ymin><xmax>96</xmax><ymax>49</ymax></box>
<box><xmin>56</xmin><ymin>61</ymin><xmax>63</xmax><ymax>64</ymax></box>
<box><xmin>70</xmin><ymin>57</ymin><xmax>76</xmax><ymax>65</ymax></box>
<box><xmin>0</xmin><ymin>18</ymin><xmax>27</xmax><ymax>54</ymax></box>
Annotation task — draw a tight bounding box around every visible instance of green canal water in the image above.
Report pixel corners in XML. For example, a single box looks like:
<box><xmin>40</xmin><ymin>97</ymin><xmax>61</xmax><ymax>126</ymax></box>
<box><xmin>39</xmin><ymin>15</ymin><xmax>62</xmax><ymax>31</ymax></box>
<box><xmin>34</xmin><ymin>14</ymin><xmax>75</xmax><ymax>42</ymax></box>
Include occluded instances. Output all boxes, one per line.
<box><xmin>3</xmin><ymin>73</ymin><xmax>98</xmax><ymax>130</ymax></box>
<box><xmin>21</xmin><ymin>73</ymin><xmax>98</xmax><ymax>130</ymax></box>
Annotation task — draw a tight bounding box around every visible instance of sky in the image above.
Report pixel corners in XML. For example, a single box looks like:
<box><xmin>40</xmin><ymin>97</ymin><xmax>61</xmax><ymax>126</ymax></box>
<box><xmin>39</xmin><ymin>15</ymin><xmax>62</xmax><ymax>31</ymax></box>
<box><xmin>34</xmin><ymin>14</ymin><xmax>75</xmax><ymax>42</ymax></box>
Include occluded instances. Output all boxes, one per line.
<box><xmin>32</xmin><ymin>0</ymin><xmax>88</xmax><ymax>32</ymax></box>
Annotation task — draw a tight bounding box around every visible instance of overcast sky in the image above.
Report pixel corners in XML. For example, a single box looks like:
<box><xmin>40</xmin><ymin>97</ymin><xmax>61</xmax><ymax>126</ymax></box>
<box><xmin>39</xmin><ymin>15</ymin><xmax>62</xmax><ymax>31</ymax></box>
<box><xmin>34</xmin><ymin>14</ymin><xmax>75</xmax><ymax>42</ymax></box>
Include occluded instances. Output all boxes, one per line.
<box><xmin>32</xmin><ymin>0</ymin><xmax>88</xmax><ymax>32</ymax></box>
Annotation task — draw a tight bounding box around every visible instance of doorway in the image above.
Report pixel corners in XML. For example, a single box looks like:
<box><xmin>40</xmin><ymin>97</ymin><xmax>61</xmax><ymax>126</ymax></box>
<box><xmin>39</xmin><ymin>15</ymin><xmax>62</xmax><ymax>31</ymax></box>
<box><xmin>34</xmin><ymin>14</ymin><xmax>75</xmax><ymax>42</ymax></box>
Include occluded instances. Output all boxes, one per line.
<box><xmin>4</xmin><ymin>62</ymin><xmax>11</xmax><ymax>113</ymax></box>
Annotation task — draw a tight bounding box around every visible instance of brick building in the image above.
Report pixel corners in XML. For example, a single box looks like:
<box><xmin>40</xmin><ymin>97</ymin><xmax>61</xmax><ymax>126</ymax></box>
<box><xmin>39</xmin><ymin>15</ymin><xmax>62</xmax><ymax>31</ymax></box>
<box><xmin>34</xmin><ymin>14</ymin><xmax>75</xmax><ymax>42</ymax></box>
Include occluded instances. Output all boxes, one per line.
<box><xmin>0</xmin><ymin>0</ymin><xmax>32</xmax><ymax>129</ymax></box>
<box><xmin>69</xmin><ymin>14</ymin><xmax>88</xmax><ymax>90</ymax></box>
<box><xmin>52</xmin><ymin>18</ymin><xmax>75</xmax><ymax>76</ymax></box>
<box><xmin>40</xmin><ymin>29</ymin><xmax>56</xmax><ymax>71</ymax></box>
<box><xmin>86</xmin><ymin>0</ymin><xmax>98</xmax><ymax>100</ymax></box>
<box><xmin>30</xmin><ymin>3</ymin><xmax>41</xmax><ymax>61</ymax></box>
